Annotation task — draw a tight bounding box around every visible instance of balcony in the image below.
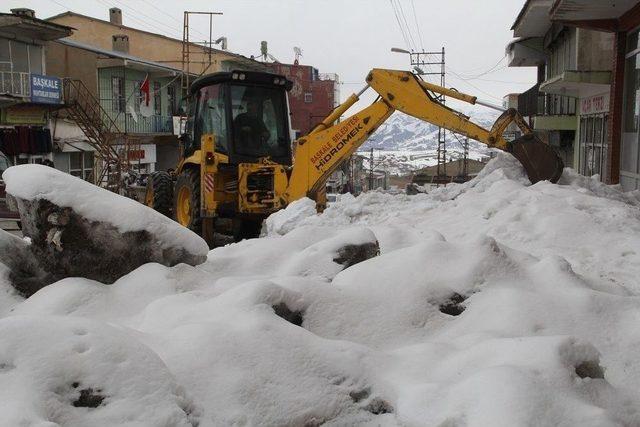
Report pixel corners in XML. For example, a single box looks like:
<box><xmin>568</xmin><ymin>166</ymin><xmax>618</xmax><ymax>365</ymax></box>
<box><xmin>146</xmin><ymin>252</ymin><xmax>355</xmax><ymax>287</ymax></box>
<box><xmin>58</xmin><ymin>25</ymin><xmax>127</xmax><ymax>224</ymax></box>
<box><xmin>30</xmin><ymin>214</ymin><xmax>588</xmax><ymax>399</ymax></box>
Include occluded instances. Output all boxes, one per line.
<box><xmin>0</xmin><ymin>71</ymin><xmax>30</xmax><ymax>98</ymax></box>
<box><xmin>518</xmin><ymin>83</ymin><xmax>577</xmax><ymax>131</ymax></box>
<box><xmin>518</xmin><ymin>83</ymin><xmax>545</xmax><ymax>117</ymax></box>
<box><xmin>106</xmin><ymin>111</ymin><xmax>174</xmax><ymax>134</ymax></box>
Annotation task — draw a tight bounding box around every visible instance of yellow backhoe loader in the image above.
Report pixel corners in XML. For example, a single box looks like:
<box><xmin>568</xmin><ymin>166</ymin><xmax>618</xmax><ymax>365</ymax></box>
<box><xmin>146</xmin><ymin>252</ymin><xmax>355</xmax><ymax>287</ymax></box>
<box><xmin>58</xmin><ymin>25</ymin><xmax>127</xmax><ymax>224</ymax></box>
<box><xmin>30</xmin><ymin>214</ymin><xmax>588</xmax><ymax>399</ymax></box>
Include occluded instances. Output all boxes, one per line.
<box><xmin>145</xmin><ymin>68</ymin><xmax>563</xmax><ymax>245</ymax></box>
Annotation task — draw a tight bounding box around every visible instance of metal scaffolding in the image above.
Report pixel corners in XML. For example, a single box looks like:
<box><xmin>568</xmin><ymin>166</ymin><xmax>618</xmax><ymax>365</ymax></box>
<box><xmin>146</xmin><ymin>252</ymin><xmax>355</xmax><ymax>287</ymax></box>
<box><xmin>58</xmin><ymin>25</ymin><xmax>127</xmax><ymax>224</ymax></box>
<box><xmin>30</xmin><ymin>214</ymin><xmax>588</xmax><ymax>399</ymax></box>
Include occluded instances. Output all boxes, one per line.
<box><xmin>181</xmin><ymin>11</ymin><xmax>223</xmax><ymax>93</ymax></box>
<box><xmin>408</xmin><ymin>47</ymin><xmax>447</xmax><ymax>182</ymax></box>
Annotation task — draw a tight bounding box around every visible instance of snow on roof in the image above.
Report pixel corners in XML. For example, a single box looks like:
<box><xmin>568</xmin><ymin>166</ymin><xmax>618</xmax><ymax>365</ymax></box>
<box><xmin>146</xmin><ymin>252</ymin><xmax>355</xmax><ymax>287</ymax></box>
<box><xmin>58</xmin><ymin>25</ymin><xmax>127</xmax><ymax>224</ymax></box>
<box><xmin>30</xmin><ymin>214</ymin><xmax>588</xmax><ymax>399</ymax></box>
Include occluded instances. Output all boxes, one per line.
<box><xmin>2</xmin><ymin>164</ymin><xmax>208</xmax><ymax>257</ymax></box>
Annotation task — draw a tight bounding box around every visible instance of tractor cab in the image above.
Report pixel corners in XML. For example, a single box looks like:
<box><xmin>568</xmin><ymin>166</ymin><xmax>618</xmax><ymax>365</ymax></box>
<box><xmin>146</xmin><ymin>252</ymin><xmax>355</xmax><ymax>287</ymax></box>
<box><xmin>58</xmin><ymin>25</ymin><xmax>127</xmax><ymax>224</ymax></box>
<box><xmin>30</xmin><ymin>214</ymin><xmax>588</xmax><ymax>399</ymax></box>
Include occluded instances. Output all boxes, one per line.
<box><xmin>184</xmin><ymin>71</ymin><xmax>294</xmax><ymax>165</ymax></box>
<box><xmin>145</xmin><ymin>71</ymin><xmax>296</xmax><ymax>244</ymax></box>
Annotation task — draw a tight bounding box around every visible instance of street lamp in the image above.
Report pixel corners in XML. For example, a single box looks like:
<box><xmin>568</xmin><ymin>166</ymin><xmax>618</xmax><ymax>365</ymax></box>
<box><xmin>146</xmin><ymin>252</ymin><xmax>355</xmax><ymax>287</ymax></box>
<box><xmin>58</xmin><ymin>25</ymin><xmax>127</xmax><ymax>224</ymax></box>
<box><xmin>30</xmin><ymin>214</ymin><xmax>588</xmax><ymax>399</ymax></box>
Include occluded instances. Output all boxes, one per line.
<box><xmin>391</xmin><ymin>47</ymin><xmax>411</xmax><ymax>54</ymax></box>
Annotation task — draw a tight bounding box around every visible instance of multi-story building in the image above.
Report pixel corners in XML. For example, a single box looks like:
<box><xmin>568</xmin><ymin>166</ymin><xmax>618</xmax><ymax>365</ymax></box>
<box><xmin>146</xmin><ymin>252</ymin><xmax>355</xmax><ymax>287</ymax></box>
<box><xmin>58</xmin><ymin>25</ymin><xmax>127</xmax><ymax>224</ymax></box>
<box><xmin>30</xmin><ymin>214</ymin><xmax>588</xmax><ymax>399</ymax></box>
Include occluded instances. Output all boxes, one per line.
<box><xmin>548</xmin><ymin>0</ymin><xmax>640</xmax><ymax>190</ymax></box>
<box><xmin>266</xmin><ymin>62</ymin><xmax>340</xmax><ymax>137</ymax></box>
<box><xmin>47</xmin><ymin>8</ymin><xmax>262</xmax><ymax>75</ymax></box>
<box><xmin>46</xmin><ymin>36</ymin><xmax>188</xmax><ymax>179</ymax></box>
<box><xmin>507</xmin><ymin>0</ymin><xmax>614</xmax><ymax>175</ymax></box>
<box><xmin>0</xmin><ymin>8</ymin><xmax>72</xmax><ymax>167</ymax></box>
<box><xmin>42</xmin><ymin>7</ymin><xmax>265</xmax><ymax>184</ymax></box>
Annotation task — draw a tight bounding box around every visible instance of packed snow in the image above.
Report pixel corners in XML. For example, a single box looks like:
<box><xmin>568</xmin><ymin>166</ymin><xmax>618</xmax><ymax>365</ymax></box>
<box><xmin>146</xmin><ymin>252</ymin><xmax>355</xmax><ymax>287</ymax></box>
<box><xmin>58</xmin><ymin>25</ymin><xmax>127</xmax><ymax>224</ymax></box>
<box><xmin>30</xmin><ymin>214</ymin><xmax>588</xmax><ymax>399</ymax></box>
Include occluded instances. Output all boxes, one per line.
<box><xmin>2</xmin><ymin>164</ymin><xmax>208</xmax><ymax>257</ymax></box>
<box><xmin>3</xmin><ymin>154</ymin><xmax>640</xmax><ymax>426</ymax></box>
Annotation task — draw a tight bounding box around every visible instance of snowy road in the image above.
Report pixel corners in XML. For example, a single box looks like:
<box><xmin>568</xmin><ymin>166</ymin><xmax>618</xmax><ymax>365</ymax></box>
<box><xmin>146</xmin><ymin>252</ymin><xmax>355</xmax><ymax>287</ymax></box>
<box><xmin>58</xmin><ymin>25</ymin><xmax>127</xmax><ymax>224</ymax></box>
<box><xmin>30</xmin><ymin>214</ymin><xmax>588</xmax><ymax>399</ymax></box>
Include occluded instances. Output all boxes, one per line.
<box><xmin>2</xmin><ymin>154</ymin><xmax>640</xmax><ymax>426</ymax></box>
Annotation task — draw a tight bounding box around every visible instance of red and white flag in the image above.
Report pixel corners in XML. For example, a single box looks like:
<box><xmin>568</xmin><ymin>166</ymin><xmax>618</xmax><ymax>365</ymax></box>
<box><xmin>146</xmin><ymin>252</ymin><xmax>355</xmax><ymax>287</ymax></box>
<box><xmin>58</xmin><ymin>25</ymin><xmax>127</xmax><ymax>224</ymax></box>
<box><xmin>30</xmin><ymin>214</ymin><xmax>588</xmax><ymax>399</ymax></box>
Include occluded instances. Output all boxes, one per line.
<box><xmin>140</xmin><ymin>75</ymin><xmax>150</xmax><ymax>107</ymax></box>
<box><xmin>139</xmin><ymin>75</ymin><xmax>153</xmax><ymax>118</ymax></box>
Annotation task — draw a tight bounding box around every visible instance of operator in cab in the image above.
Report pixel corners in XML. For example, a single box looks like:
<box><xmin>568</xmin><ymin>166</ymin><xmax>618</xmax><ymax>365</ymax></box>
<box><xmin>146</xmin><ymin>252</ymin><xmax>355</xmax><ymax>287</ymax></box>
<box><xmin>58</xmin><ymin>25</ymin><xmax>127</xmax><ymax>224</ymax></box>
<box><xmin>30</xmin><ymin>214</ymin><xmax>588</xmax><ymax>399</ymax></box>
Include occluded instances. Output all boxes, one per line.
<box><xmin>233</xmin><ymin>97</ymin><xmax>270</xmax><ymax>151</ymax></box>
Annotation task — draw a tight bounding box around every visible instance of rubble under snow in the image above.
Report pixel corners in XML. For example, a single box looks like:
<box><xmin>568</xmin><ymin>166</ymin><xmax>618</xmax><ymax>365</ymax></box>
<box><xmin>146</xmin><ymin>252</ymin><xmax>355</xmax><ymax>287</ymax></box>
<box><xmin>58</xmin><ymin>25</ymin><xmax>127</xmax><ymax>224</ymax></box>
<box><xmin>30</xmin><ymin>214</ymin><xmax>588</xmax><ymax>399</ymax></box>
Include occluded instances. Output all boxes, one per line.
<box><xmin>2</xmin><ymin>154</ymin><xmax>640</xmax><ymax>425</ymax></box>
<box><xmin>1</xmin><ymin>165</ymin><xmax>208</xmax><ymax>296</ymax></box>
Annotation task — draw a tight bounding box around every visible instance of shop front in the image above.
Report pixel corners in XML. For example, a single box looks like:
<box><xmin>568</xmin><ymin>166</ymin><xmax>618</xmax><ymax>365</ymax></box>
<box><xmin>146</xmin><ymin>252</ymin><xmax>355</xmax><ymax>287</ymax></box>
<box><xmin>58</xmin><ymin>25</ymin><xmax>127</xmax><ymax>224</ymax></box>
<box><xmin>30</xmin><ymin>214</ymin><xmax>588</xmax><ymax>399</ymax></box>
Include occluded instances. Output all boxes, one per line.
<box><xmin>0</xmin><ymin>104</ymin><xmax>54</xmax><ymax>166</ymax></box>
<box><xmin>578</xmin><ymin>92</ymin><xmax>609</xmax><ymax>179</ymax></box>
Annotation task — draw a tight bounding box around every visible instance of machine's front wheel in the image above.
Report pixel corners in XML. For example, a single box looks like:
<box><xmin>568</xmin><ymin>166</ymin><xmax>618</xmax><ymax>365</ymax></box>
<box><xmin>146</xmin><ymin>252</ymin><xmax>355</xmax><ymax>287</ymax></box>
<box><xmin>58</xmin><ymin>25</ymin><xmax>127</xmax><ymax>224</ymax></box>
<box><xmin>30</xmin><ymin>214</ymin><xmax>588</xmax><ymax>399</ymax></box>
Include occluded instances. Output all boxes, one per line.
<box><xmin>174</xmin><ymin>169</ymin><xmax>202</xmax><ymax>234</ymax></box>
<box><xmin>145</xmin><ymin>171</ymin><xmax>173</xmax><ymax>217</ymax></box>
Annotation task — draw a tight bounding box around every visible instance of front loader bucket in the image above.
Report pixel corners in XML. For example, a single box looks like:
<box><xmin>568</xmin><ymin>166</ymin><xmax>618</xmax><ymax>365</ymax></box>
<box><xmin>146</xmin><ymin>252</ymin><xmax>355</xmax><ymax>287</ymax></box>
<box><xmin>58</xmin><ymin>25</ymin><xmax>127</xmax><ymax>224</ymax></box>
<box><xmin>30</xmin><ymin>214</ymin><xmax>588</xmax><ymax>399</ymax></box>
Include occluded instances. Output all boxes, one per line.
<box><xmin>509</xmin><ymin>133</ymin><xmax>564</xmax><ymax>184</ymax></box>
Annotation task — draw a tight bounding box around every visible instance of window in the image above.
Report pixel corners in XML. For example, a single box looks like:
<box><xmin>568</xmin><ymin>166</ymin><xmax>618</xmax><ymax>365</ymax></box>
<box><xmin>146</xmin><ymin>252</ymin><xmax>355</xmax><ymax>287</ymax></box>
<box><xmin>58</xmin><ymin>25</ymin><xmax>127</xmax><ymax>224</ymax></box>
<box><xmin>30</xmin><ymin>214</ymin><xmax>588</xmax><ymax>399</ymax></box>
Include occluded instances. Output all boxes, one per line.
<box><xmin>304</xmin><ymin>92</ymin><xmax>313</xmax><ymax>103</ymax></box>
<box><xmin>196</xmin><ymin>84</ymin><xmax>228</xmax><ymax>152</ymax></box>
<box><xmin>0</xmin><ymin>41</ymin><xmax>42</xmax><ymax>73</ymax></box>
<box><xmin>579</xmin><ymin>115</ymin><xmax>608</xmax><ymax>180</ymax></box>
<box><xmin>0</xmin><ymin>40</ymin><xmax>10</xmax><ymax>71</ymax></box>
<box><xmin>134</xmin><ymin>81</ymin><xmax>142</xmax><ymax>113</ymax></box>
<box><xmin>167</xmin><ymin>84</ymin><xmax>176</xmax><ymax>116</ymax></box>
<box><xmin>153</xmin><ymin>81</ymin><xmax>161</xmax><ymax>115</ymax></box>
<box><xmin>111</xmin><ymin>77</ymin><xmax>125</xmax><ymax>113</ymax></box>
<box><xmin>28</xmin><ymin>45</ymin><xmax>42</xmax><ymax>74</ymax></box>
<box><xmin>230</xmin><ymin>84</ymin><xmax>290</xmax><ymax>160</ymax></box>
<box><xmin>11</xmin><ymin>41</ymin><xmax>28</xmax><ymax>73</ymax></box>
<box><xmin>69</xmin><ymin>152</ymin><xmax>94</xmax><ymax>182</ymax></box>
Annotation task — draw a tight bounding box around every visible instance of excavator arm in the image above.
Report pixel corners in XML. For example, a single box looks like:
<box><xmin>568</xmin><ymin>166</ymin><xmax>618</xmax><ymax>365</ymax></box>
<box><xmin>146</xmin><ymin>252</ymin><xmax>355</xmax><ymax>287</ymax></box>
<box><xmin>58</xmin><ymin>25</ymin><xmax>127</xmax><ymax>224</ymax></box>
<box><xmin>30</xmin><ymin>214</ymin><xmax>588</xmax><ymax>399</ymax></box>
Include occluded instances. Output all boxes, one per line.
<box><xmin>285</xmin><ymin>68</ymin><xmax>563</xmax><ymax>202</ymax></box>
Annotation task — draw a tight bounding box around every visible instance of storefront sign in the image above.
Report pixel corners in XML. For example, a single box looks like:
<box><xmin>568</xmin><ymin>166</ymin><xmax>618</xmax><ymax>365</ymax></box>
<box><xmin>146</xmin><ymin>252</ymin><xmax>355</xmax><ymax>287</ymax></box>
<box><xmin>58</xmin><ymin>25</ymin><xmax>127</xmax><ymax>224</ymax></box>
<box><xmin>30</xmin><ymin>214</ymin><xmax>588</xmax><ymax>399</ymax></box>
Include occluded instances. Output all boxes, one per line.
<box><xmin>580</xmin><ymin>93</ymin><xmax>610</xmax><ymax>115</ymax></box>
<box><xmin>4</xmin><ymin>105</ymin><xmax>47</xmax><ymax>125</ymax></box>
<box><xmin>30</xmin><ymin>74</ymin><xmax>62</xmax><ymax>104</ymax></box>
<box><xmin>116</xmin><ymin>144</ymin><xmax>156</xmax><ymax>164</ymax></box>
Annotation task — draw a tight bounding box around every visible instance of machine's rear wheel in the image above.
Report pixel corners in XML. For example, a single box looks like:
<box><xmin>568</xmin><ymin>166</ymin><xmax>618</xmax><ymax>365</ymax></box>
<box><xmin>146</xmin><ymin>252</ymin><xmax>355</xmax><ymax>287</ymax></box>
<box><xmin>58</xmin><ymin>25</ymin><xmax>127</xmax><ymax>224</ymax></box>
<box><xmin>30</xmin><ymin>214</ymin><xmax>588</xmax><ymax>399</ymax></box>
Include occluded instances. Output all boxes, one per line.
<box><xmin>174</xmin><ymin>169</ymin><xmax>202</xmax><ymax>234</ymax></box>
<box><xmin>145</xmin><ymin>171</ymin><xmax>173</xmax><ymax>217</ymax></box>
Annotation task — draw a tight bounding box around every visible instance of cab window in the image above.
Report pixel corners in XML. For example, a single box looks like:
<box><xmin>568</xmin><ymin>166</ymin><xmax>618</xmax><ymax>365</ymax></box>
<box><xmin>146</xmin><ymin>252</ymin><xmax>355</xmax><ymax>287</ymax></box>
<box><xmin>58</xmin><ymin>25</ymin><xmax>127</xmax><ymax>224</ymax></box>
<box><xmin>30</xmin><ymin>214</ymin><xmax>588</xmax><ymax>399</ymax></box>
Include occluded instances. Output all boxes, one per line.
<box><xmin>230</xmin><ymin>85</ymin><xmax>290</xmax><ymax>159</ymax></box>
<box><xmin>195</xmin><ymin>84</ymin><xmax>228</xmax><ymax>153</ymax></box>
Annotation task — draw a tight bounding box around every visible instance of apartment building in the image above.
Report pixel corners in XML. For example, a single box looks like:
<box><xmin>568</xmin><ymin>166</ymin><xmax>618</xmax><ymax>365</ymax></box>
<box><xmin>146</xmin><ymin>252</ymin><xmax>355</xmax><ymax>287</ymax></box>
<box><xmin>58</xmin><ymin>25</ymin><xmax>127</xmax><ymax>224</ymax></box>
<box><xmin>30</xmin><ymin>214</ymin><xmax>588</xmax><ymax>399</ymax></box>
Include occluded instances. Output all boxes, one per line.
<box><xmin>507</xmin><ymin>0</ymin><xmax>614</xmax><ymax>177</ymax></box>
<box><xmin>0</xmin><ymin>8</ymin><xmax>72</xmax><ymax>167</ymax></box>
<box><xmin>549</xmin><ymin>0</ymin><xmax>640</xmax><ymax>190</ymax></box>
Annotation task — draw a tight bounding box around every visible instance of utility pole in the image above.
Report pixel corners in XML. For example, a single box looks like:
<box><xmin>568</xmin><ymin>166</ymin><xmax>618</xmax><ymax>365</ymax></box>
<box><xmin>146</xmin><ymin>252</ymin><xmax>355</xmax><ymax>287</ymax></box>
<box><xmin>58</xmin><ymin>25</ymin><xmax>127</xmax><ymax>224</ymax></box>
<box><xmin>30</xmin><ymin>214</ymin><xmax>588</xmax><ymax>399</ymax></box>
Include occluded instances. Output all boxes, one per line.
<box><xmin>181</xmin><ymin>11</ymin><xmax>223</xmax><ymax>94</ymax></box>
<box><xmin>369</xmin><ymin>147</ymin><xmax>374</xmax><ymax>191</ymax></box>
<box><xmin>408</xmin><ymin>47</ymin><xmax>447</xmax><ymax>183</ymax></box>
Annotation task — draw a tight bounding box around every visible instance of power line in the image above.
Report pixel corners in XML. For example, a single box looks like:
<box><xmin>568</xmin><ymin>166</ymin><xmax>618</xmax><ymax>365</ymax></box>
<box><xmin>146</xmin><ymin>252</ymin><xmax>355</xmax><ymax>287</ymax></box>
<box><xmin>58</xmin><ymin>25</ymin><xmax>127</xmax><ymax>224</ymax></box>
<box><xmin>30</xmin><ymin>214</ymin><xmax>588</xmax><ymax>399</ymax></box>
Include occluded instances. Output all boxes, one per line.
<box><xmin>92</xmin><ymin>0</ymin><xmax>194</xmax><ymax>41</ymax></box>
<box><xmin>410</xmin><ymin>0</ymin><xmax>424</xmax><ymax>50</ymax></box>
<box><xmin>446</xmin><ymin>70</ymin><xmax>503</xmax><ymax>101</ymax></box>
<box><xmin>138</xmin><ymin>0</ymin><xmax>213</xmax><ymax>43</ymax></box>
<box><xmin>395</xmin><ymin>0</ymin><xmax>417</xmax><ymax>51</ymax></box>
<box><xmin>389</xmin><ymin>0</ymin><xmax>411</xmax><ymax>51</ymax></box>
<box><xmin>450</xmin><ymin>56</ymin><xmax>507</xmax><ymax>79</ymax></box>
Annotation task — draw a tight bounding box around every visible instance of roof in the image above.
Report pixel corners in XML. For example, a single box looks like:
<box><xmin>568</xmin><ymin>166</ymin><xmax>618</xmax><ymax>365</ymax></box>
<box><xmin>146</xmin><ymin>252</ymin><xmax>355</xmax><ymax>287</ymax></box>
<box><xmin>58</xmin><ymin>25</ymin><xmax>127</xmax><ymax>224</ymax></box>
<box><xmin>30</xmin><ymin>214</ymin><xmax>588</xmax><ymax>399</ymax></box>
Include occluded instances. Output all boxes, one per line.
<box><xmin>55</xmin><ymin>38</ymin><xmax>185</xmax><ymax>74</ymax></box>
<box><xmin>190</xmin><ymin>70</ymin><xmax>293</xmax><ymax>95</ymax></box>
<box><xmin>550</xmin><ymin>0</ymin><xmax>638</xmax><ymax>21</ymax></box>
<box><xmin>46</xmin><ymin>11</ymin><xmax>262</xmax><ymax>67</ymax></box>
<box><xmin>0</xmin><ymin>12</ymin><xmax>73</xmax><ymax>41</ymax></box>
<box><xmin>510</xmin><ymin>0</ymin><xmax>553</xmax><ymax>37</ymax></box>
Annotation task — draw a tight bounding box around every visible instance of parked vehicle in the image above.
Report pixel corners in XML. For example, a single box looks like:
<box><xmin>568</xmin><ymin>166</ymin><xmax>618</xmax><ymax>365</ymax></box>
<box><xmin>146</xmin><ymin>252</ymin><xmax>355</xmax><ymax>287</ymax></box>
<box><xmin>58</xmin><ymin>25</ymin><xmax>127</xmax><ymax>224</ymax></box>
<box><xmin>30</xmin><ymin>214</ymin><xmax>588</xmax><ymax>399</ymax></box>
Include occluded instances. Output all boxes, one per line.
<box><xmin>0</xmin><ymin>151</ymin><xmax>20</xmax><ymax>221</ymax></box>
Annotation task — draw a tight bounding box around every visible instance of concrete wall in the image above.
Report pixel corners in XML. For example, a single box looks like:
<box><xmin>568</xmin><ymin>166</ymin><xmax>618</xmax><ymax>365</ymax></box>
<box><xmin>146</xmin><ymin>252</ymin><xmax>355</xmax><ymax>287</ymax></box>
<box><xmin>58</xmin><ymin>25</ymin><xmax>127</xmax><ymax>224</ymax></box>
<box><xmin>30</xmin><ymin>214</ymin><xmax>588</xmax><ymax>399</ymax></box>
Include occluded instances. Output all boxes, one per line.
<box><xmin>577</xmin><ymin>29</ymin><xmax>614</xmax><ymax>71</ymax></box>
<box><xmin>46</xmin><ymin>41</ymin><xmax>99</xmax><ymax>97</ymax></box>
<box><xmin>48</xmin><ymin>13</ymin><xmax>260</xmax><ymax>74</ymax></box>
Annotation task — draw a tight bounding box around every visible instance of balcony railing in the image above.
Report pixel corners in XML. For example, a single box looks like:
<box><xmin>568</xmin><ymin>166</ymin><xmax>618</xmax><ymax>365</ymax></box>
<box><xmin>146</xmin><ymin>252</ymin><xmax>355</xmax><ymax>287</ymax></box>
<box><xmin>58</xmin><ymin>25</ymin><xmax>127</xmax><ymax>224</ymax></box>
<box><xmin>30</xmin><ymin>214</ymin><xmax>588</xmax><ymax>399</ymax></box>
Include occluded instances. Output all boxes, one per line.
<box><xmin>0</xmin><ymin>71</ymin><xmax>30</xmax><ymax>98</ymax></box>
<box><xmin>518</xmin><ymin>83</ymin><xmax>576</xmax><ymax>117</ymax></box>
<box><xmin>106</xmin><ymin>111</ymin><xmax>174</xmax><ymax>134</ymax></box>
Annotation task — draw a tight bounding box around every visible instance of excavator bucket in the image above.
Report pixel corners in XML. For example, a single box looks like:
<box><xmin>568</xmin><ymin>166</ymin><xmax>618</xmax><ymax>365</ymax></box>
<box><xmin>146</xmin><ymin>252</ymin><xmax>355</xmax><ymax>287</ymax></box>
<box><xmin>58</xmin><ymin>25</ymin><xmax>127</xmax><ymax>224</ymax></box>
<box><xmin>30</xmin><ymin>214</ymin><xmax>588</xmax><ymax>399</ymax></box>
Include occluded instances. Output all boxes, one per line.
<box><xmin>509</xmin><ymin>133</ymin><xmax>564</xmax><ymax>184</ymax></box>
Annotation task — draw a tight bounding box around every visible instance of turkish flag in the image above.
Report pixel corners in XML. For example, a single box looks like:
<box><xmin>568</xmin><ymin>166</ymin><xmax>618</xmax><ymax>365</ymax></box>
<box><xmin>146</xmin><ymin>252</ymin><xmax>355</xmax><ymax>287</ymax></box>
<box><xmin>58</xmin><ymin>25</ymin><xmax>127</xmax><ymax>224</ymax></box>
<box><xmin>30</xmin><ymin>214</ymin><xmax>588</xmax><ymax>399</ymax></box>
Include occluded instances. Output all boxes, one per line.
<box><xmin>140</xmin><ymin>75</ymin><xmax>150</xmax><ymax>107</ymax></box>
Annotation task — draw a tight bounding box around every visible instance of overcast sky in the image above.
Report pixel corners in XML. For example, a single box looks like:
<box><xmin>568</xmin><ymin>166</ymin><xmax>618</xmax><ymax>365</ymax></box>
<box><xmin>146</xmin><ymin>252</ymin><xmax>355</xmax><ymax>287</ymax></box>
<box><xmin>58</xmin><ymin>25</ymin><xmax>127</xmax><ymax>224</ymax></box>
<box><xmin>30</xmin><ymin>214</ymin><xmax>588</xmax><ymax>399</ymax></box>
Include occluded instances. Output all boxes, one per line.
<box><xmin>4</xmin><ymin>0</ymin><xmax>536</xmax><ymax>111</ymax></box>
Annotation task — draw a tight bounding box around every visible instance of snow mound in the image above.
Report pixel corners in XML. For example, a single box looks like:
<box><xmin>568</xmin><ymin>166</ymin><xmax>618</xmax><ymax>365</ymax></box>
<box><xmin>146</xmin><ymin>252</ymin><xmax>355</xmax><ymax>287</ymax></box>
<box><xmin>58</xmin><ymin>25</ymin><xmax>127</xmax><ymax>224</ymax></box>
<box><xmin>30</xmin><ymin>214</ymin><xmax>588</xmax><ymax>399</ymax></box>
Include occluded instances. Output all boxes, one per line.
<box><xmin>4</xmin><ymin>156</ymin><xmax>640</xmax><ymax>425</ymax></box>
<box><xmin>2</xmin><ymin>165</ymin><xmax>208</xmax><ymax>257</ymax></box>
<box><xmin>0</xmin><ymin>315</ymin><xmax>196</xmax><ymax>427</ymax></box>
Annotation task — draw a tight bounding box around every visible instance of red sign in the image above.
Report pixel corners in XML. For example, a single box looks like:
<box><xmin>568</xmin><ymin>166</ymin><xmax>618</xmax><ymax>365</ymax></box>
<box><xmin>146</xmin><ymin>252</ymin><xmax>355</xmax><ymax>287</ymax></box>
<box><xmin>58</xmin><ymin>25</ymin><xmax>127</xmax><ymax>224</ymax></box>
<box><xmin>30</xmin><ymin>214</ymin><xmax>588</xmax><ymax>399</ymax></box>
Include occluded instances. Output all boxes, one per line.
<box><xmin>127</xmin><ymin>149</ymin><xmax>145</xmax><ymax>161</ymax></box>
<box><xmin>580</xmin><ymin>93</ymin><xmax>609</xmax><ymax>115</ymax></box>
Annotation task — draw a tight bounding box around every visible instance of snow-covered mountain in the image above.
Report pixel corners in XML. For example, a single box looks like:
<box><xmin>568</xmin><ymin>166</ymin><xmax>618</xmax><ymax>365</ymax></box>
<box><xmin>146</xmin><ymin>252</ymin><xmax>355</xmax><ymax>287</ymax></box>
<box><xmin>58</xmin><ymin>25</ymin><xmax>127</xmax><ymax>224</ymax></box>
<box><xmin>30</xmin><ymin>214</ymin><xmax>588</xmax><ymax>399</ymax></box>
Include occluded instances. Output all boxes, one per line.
<box><xmin>358</xmin><ymin>105</ymin><xmax>501</xmax><ymax>175</ymax></box>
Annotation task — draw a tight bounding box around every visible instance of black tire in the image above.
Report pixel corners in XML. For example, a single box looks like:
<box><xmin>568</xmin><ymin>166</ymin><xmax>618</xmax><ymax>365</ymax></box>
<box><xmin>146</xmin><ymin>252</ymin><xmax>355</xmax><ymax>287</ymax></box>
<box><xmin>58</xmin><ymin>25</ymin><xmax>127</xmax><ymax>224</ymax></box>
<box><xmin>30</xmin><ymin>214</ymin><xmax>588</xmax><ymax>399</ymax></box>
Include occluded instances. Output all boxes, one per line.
<box><xmin>174</xmin><ymin>168</ymin><xmax>202</xmax><ymax>234</ymax></box>
<box><xmin>233</xmin><ymin>218</ymin><xmax>263</xmax><ymax>241</ymax></box>
<box><xmin>145</xmin><ymin>171</ymin><xmax>174</xmax><ymax>217</ymax></box>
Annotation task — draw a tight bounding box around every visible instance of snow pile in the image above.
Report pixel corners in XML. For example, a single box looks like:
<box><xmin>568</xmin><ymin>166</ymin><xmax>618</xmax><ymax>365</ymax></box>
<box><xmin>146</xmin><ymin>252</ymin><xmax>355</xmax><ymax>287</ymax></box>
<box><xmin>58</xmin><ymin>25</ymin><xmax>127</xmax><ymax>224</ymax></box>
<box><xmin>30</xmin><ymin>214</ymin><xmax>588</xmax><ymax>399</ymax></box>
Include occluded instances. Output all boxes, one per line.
<box><xmin>3</xmin><ymin>154</ymin><xmax>640</xmax><ymax>425</ymax></box>
<box><xmin>2</xmin><ymin>165</ymin><xmax>208</xmax><ymax>256</ymax></box>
